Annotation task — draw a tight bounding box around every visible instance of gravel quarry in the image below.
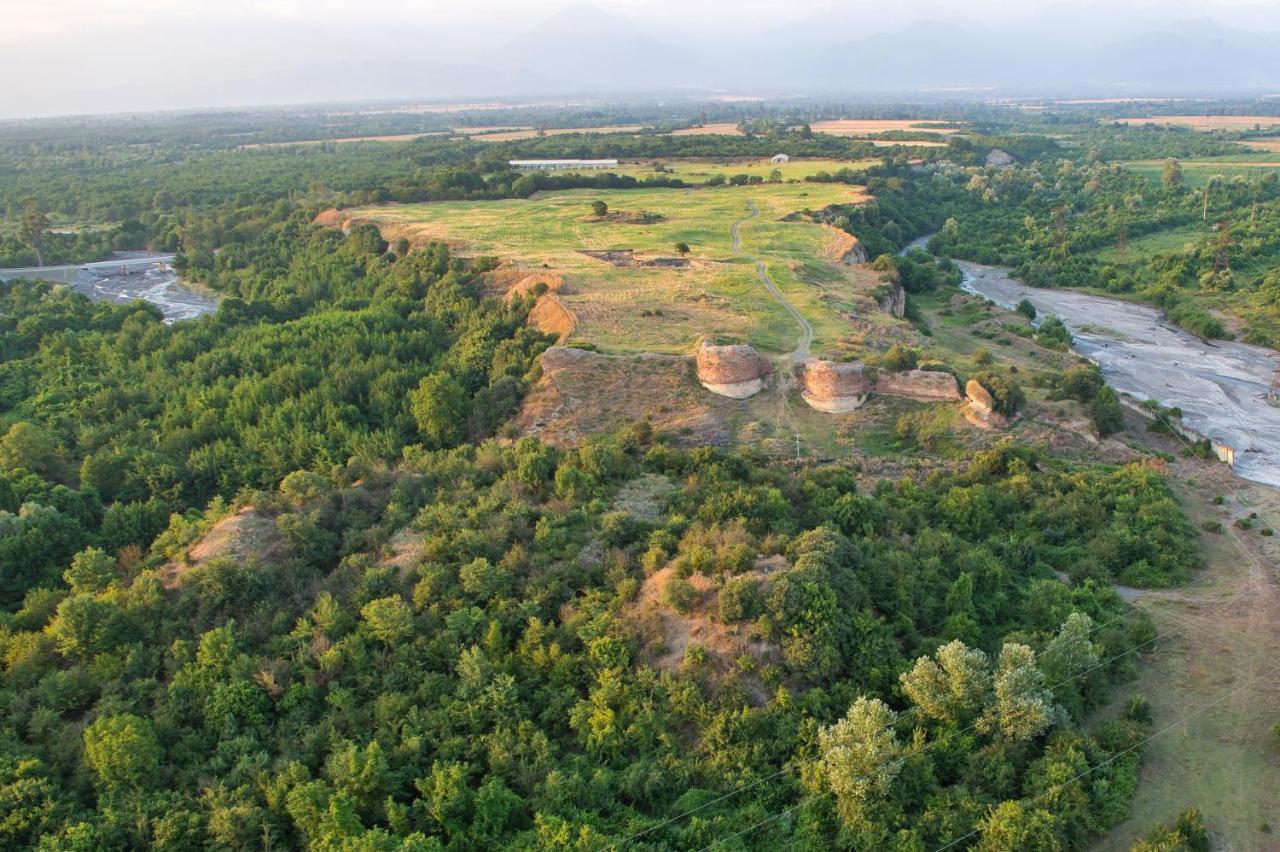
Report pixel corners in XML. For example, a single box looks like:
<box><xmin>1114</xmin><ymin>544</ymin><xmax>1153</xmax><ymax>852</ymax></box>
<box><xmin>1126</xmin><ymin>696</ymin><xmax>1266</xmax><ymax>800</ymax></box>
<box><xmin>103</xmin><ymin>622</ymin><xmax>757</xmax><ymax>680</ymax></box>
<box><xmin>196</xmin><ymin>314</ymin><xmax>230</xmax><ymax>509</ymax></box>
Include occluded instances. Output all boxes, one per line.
<box><xmin>957</xmin><ymin>260</ymin><xmax>1280</xmax><ymax>489</ymax></box>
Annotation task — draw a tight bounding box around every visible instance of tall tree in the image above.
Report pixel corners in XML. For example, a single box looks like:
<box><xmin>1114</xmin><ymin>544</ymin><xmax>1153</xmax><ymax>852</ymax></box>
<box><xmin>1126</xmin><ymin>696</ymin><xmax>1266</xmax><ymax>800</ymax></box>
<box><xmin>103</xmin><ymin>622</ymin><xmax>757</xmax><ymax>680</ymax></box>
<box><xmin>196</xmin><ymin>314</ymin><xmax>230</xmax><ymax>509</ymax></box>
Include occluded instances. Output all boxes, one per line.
<box><xmin>818</xmin><ymin>697</ymin><xmax>902</xmax><ymax>828</ymax></box>
<box><xmin>18</xmin><ymin>198</ymin><xmax>49</xmax><ymax>266</ymax></box>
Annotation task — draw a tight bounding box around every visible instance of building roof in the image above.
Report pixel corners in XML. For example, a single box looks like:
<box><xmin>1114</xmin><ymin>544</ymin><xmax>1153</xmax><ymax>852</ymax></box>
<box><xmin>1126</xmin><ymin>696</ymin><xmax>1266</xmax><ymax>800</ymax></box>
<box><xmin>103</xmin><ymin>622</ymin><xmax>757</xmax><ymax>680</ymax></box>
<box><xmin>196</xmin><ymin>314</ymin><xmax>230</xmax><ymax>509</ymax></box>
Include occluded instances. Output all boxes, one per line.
<box><xmin>507</xmin><ymin>159</ymin><xmax>618</xmax><ymax>166</ymax></box>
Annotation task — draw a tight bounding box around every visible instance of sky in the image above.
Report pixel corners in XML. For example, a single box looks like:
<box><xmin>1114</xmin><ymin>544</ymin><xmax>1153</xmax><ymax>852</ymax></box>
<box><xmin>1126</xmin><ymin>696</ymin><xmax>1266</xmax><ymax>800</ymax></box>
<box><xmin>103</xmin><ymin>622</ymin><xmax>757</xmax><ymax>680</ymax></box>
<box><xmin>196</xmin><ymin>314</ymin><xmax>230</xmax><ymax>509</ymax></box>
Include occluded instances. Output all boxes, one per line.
<box><xmin>2</xmin><ymin>0</ymin><xmax>1279</xmax><ymax>118</ymax></box>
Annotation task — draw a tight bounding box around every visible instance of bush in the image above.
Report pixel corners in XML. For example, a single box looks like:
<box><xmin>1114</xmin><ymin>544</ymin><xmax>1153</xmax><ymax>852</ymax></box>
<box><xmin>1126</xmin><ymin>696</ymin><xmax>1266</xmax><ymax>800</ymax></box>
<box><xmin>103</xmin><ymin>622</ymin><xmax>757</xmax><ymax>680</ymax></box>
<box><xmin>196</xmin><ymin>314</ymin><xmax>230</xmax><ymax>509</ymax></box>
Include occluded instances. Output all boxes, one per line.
<box><xmin>1035</xmin><ymin>315</ymin><xmax>1072</xmax><ymax>350</ymax></box>
<box><xmin>882</xmin><ymin>344</ymin><xmax>920</xmax><ymax>371</ymax></box>
<box><xmin>971</xmin><ymin>371</ymin><xmax>1025</xmax><ymax>416</ymax></box>
<box><xmin>1092</xmin><ymin>386</ymin><xmax>1124</xmax><ymax>437</ymax></box>
<box><xmin>662</xmin><ymin>575</ymin><xmax>697</xmax><ymax>613</ymax></box>
<box><xmin>718</xmin><ymin>576</ymin><xmax>761</xmax><ymax>623</ymax></box>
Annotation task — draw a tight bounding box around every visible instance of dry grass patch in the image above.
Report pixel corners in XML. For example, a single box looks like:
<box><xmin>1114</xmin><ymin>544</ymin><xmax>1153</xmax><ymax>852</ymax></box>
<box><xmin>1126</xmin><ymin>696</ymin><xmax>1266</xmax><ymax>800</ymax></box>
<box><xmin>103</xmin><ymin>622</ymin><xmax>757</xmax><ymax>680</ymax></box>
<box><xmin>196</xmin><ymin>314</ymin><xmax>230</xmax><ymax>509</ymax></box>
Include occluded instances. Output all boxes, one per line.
<box><xmin>810</xmin><ymin>119</ymin><xmax>960</xmax><ymax>136</ymax></box>
<box><xmin>517</xmin><ymin>347</ymin><xmax>743</xmax><ymax>446</ymax></box>
<box><xmin>627</xmin><ymin>566</ymin><xmax>779</xmax><ymax>702</ymax></box>
<box><xmin>240</xmin><ymin>132</ymin><xmax>440</xmax><ymax>148</ymax></box>
<box><xmin>158</xmin><ymin>506</ymin><xmax>289</xmax><ymax>588</ymax></box>
<box><xmin>670</xmin><ymin>123</ymin><xmax>745</xmax><ymax>136</ymax></box>
<box><xmin>1238</xmin><ymin>138</ymin><xmax>1280</xmax><ymax>153</ymax></box>
<box><xmin>1115</xmin><ymin>115</ymin><xmax>1280</xmax><ymax>130</ymax></box>
<box><xmin>466</xmin><ymin>124</ymin><xmax>647</xmax><ymax>141</ymax></box>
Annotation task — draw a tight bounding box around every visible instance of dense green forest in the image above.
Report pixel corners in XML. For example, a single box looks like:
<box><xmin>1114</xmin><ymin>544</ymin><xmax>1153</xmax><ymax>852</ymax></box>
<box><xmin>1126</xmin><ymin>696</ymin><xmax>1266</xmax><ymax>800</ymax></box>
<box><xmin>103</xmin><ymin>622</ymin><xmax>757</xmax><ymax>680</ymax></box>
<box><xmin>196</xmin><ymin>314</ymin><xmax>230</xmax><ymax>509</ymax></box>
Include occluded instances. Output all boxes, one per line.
<box><xmin>2</xmin><ymin>100</ymin><xmax>1268</xmax><ymax>849</ymax></box>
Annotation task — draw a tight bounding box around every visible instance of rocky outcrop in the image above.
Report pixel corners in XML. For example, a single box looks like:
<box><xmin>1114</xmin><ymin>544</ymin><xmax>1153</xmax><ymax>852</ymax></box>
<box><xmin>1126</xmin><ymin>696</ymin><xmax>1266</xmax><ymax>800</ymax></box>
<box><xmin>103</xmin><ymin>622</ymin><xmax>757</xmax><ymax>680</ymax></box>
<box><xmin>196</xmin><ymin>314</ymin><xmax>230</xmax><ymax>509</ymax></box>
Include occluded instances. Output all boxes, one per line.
<box><xmin>986</xmin><ymin>148</ymin><xmax>1015</xmax><ymax>167</ymax></box>
<box><xmin>875</xmin><ymin>369</ymin><xmax>962</xmax><ymax>402</ymax></box>
<box><xmin>964</xmin><ymin>378</ymin><xmax>1006</xmax><ymax>428</ymax></box>
<box><xmin>879</xmin><ymin>282</ymin><xmax>906</xmax><ymax>318</ymax></box>
<box><xmin>696</xmin><ymin>343</ymin><xmax>771</xmax><ymax>399</ymax></box>
<box><xmin>798</xmin><ymin>360</ymin><xmax>872</xmax><ymax>412</ymax></box>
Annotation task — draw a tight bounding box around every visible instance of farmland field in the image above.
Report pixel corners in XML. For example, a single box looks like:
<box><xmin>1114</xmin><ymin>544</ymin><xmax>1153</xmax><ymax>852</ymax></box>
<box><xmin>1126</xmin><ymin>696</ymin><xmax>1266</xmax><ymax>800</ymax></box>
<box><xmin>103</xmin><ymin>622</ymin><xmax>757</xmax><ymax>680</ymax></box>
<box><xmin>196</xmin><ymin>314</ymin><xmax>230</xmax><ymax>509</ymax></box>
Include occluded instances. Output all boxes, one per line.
<box><xmin>809</xmin><ymin>118</ymin><xmax>960</xmax><ymax>137</ymax></box>
<box><xmin>1115</xmin><ymin>115</ymin><xmax>1280</xmax><ymax>130</ymax></box>
<box><xmin>346</xmin><ymin>177</ymin><xmax>879</xmax><ymax>356</ymax></box>
<box><xmin>530</xmin><ymin>157</ymin><xmax>879</xmax><ymax>182</ymax></box>
<box><xmin>462</xmin><ymin>124</ymin><xmax>648</xmax><ymax>141</ymax></box>
<box><xmin>670</xmin><ymin>122</ymin><xmax>744</xmax><ymax>135</ymax></box>
<box><xmin>1239</xmin><ymin>138</ymin><xmax>1280</xmax><ymax>153</ymax></box>
<box><xmin>1123</xmin><ymin>158</ymin><xmax>1280</xmax><ymax>186</ymax></box>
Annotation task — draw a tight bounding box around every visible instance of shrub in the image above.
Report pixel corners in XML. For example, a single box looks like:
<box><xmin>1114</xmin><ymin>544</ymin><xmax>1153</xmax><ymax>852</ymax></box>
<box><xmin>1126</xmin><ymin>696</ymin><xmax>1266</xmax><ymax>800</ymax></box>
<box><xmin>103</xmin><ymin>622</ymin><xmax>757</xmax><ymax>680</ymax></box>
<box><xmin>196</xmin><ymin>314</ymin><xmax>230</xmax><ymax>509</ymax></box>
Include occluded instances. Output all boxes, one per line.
<box><xmin>1035</xmin><ymin>315</ymin><xmax>1072</xmax><ymax>350</ymax></box>
<box><xmin>971</xmin><ymin>371</ymin><xmax>1025</xmax><ymax>416</ymax></box>
<box><xmin>881</xmin><ymin>344</ymin><xmax>920</xmax><ymax>371</ymax></box>
<box><xmin>662</xmin><ymin>575</ymin><xmax>697</xmax><ymax>613</ymax></box>
<box><xmin>718</xmin><ymin>576</ymin><xmax>761</xmax><ymax>623</ymax></box>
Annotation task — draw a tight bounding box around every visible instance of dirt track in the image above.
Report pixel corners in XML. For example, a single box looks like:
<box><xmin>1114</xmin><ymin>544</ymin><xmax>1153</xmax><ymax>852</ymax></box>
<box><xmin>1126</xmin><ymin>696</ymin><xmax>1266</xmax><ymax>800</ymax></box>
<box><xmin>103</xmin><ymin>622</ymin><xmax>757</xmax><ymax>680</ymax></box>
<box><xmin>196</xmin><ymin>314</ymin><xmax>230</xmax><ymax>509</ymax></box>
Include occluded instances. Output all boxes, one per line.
<box><xmin>731</xmin><ymin>200</ymin><xmax>813</xmax><ymax>364</ymax></box>
<box><xmin>1097</xmin><ymin>443</ymin><xmax>1280</xmax><ymax>850</ymax></box>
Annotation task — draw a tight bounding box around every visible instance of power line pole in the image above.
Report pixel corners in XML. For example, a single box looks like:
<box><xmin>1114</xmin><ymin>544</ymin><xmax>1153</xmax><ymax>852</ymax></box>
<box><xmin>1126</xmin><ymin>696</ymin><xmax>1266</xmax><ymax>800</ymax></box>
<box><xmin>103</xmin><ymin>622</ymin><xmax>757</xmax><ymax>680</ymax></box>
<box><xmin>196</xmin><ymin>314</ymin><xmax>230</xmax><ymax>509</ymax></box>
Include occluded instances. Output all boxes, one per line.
<box><xmin>1269</xmin><ymin>361</ymin><xmax>1280</xmax><ymax>405</ymax></box>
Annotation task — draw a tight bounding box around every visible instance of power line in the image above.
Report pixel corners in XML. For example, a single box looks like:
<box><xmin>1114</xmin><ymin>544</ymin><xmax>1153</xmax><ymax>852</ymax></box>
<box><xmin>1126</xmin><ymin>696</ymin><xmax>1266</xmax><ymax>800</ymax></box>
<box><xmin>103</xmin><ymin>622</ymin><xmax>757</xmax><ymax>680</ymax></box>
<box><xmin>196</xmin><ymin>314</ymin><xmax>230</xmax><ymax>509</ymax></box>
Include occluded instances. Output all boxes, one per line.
<box><xmin>688</xmin><ymin>408</ymin><xmax>1278</xmax><ymax>850</ymax></box>
<box><xmin>624</xmin><ymin>585</ymin><xmax>1207</xmax><ymax>851</ymax></box>
<box><xmin>932</xmin><ymin>664</ymin><xmax>1280</xmax><ymax>851</ymax></box>
<box><xmin>624</xmin><ymin>391</ymin><xmax>1273</xmax><ymax>850</ymax></box>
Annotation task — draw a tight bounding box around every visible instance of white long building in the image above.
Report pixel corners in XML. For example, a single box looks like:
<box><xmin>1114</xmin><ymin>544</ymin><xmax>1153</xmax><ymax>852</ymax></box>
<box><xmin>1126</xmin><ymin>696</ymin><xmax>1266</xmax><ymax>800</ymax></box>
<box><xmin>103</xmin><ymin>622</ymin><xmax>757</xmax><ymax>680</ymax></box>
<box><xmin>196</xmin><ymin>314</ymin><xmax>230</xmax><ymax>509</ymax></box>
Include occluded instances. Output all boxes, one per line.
<box><xmin>508</xmin><ymin>159</ymin><xmax>618</xmax><ymax>171</ymax></box>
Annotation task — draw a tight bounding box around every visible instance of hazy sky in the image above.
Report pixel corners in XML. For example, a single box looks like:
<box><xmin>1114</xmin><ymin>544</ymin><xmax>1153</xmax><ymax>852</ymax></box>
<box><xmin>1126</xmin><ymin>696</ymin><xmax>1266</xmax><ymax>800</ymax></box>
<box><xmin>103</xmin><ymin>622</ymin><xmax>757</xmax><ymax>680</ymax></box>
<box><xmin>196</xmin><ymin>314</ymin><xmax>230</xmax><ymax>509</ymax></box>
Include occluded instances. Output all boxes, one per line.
<box><xmin>3</xmin><ymin>0</ymin><xmax>1279</xmax><ymax>118</ymax></box>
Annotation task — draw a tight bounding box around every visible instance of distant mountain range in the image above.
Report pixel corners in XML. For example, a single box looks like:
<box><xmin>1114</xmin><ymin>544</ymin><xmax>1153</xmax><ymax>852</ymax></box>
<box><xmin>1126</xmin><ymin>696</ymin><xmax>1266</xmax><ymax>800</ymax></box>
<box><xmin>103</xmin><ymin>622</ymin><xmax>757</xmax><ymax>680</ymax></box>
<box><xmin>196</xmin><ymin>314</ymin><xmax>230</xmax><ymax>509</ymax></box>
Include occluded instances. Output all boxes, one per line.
<box><xmin>2</xmin><ymin>5</ymin><xmax>1279</xmax><ymax>118</ymax></box>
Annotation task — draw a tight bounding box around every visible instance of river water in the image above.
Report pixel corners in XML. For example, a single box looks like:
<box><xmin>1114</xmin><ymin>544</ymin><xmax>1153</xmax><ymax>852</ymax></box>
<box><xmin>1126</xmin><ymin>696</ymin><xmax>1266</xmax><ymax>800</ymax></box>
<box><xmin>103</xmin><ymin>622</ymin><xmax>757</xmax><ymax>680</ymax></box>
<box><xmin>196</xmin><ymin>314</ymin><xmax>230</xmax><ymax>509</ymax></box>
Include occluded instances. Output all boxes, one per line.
<box><xmin>0</xmin><ymin>253</ymin><xmax>217</xmax><ymax>324</ymax></box>
<box><xmin>951</xmin><ymin>257</ymin><xmax>1280</xmax><ymax>489</ymax></box>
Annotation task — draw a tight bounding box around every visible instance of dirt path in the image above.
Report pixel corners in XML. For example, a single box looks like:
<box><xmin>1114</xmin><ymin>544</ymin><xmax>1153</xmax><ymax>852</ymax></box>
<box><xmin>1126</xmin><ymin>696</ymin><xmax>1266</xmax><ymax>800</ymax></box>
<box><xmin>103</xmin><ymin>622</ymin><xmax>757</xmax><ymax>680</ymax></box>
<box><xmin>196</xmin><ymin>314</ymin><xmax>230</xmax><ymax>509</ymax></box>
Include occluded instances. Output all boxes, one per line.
<box><xmin>731</xmin><ymin>200</ymin><xmax>813</xmax><ymax>364</ymax></box>
<box><xmin>1095</xmin><ymin>451</ymin><xmax>1280</xmax><ymax>850</ymax></box>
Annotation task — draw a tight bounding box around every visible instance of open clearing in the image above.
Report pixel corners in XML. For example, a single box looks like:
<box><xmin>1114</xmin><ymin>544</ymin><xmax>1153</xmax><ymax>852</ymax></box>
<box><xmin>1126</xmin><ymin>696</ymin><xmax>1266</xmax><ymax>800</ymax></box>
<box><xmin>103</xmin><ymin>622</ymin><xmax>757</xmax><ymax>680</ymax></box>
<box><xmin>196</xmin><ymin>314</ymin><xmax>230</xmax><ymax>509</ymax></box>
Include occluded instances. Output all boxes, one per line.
<box><xmin>1096</xmin><ymin>450</ymin><xmax>1280</xmax><ymax>851</ymax></box>
<box><xmin>532</xmin><ymin>157</ymin><xmax>879</xmax><ymax>183</ymax></box>
<box><xmin>1123</xmin><ymin>159</ymin><xmax>1280</xmax><ymax>186</ymax></box>
<box><xmin>1239</xmin><ymin>138</ymin><xmax>1280</xmax><ymax>153</ymax></box>
<box><xmin>463</xmin><ymin>124</ymin><xmax>648</xmax><ymax>141</ymax></box>
<box><xmin>809</xmin><ymin>119</ymin><xmax>960</xmax><ymax>137</ymax></box>
<box><xmin>1088</xmin><ymin>222</ymin><xmax>1213</xmax><ymax>261</ymax></box>
<box><xmin>671</xmin><ymin>123</ymin><xmax>745</xmax><ymax>136</ymax></box>
<box><xmin>240</xmin><ymin>132</ymin><xmax>445</xmax><ymax>148</ymax></box>
<box><xmin>345</xmin><ymin>169</ymin><xmax>879</xmax><ymax>356</ymax></box>
<box><xmin>1115</xmin><ymin>115</ymin><xmax>1280</xmax><ymax>130</ymax></box>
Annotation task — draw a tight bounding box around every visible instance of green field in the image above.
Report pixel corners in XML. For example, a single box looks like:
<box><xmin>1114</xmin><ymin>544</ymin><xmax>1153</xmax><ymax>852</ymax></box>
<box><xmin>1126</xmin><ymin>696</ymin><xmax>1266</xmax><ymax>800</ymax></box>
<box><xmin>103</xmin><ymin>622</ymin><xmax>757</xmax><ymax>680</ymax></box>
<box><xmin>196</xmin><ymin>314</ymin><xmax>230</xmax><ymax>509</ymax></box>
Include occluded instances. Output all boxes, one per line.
<box><xmin>571</xmin><ymin>157</ymin><xmax>881</xmax><ymax>183</ymax></box>
<box><xmin>350</xmin><ymin>176</ymin><xmax>882</xmax><ymax>356</ymax></box>
<box><xmin>1089</xmin><ymin>222</ymin><xmax>1213</xmax><ymax>262</ymax></box>
<box><xmin>1124</xmin><ymin>158</ymin><xmax>1280</xmax><ymax>187</ymax></box>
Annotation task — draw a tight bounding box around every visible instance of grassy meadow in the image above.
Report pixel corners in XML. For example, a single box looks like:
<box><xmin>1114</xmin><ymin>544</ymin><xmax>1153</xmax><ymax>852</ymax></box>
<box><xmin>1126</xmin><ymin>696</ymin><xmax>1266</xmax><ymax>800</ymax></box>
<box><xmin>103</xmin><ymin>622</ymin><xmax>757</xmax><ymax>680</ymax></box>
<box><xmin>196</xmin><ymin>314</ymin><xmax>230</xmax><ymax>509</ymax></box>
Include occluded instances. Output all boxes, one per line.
<box><xmin>350</xmin><ymin>171</ymin><xmax>880</xmax><ymax>356</ymax></box>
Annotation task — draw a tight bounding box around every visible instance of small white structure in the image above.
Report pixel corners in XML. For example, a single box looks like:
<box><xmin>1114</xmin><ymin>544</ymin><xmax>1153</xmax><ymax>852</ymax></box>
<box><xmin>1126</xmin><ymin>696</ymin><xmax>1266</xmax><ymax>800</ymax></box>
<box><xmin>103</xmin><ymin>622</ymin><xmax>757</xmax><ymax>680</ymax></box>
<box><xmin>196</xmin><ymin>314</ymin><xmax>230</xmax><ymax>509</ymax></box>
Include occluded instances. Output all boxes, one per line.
<box><xmin>508</xmin><ymin>159</ymin><xmax>618</xmax><ymax>171</ymax></box>
<box><xmin>770</xmin><ymin>153</ymin><xmax>790</xmax><ymax>165</ymax></box>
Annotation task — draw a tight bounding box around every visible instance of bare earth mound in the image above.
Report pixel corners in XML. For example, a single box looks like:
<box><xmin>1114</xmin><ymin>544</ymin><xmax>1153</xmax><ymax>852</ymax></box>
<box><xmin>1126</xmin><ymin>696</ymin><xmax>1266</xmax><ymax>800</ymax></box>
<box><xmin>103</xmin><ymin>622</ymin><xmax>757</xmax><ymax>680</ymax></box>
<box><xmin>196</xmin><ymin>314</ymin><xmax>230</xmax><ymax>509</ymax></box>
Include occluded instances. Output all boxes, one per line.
<box><xmin>627</xmin><ymin>566</ymin><xmax>779</xmax><ymax>702</ymax></box>
<box><xmin>518</xmin><ymin>347</ymin><xmax>736</xmax><ymax>446</ymax></box>
<box><xmin>527</xmin><ymin>294</ymin><xmax>576</xmax><ymax>343</ymax></box>
<box><xmin>798</xmin><ymin>359</ymin><xmax>872</xmax><ymax>413</ymax></box>
<box><xmin>159</xmin><ymin>506</ymin><xmax>288</xmax><ymax>588</ymax></box>
<box><xmin>696</xmin><ymin>343</ymin><xmax>771</xmax><ymax>399</ymax></box>
<box><xmin>312</xmin><ymin>208</ymin><xmax>351</xmax><ymax>230</ymax></box>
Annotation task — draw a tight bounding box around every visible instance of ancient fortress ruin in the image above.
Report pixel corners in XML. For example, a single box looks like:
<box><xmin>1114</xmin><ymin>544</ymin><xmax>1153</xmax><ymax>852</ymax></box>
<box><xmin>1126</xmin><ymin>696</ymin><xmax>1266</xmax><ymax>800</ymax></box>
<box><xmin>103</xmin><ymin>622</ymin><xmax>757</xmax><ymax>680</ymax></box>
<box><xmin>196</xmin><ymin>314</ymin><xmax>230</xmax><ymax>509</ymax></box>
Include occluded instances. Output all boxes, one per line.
<box><xmin>695</xmin><ymin>343</ymin><xmax>772</xmax><ymax>399</ymax></box>
<box><xmin>797</xmin><ymin>360</ymin><xmax>873</xmax><ymax>412</ymax></box>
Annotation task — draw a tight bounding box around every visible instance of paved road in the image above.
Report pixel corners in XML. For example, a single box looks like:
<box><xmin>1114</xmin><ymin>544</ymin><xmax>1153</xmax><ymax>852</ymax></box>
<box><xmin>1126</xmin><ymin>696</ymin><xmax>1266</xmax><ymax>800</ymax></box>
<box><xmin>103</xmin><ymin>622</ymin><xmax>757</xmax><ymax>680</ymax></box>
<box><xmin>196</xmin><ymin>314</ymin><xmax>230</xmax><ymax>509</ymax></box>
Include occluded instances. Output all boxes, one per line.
<box><xmin>0</xmin><ymin>254</ymin><xmax>177</xmax><ymax>282</ymax></box>
<box><xmin>731</xmin><ymin>201</ymin><xmax>813</xmax><ymax>363</ymax></box>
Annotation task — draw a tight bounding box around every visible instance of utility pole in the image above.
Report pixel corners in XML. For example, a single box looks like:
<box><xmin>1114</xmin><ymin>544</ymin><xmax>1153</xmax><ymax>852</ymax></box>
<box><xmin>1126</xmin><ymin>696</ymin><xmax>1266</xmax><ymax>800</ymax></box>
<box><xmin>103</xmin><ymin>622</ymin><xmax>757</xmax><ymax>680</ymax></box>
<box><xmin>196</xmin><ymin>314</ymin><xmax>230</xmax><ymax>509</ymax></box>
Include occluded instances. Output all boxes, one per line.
<box><xmin>794</xmin><ymin>433</ymin><xmax>801</xmax><ymax>461</ymax></box>
<box><xmin>1269</xmin><ymin>361</ymin><xmax>1280</xmax><ymax>405</ymax></box>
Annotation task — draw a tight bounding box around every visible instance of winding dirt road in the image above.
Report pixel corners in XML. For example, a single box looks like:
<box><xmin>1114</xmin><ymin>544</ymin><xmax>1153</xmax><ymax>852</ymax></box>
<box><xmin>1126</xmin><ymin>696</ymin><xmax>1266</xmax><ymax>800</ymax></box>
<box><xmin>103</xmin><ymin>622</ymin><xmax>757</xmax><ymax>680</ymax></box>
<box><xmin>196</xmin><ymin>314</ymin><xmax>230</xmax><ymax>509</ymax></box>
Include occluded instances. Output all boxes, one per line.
<box><xmin>731</xmin><ymin>200</ymin><xmax>813</xmax><ymax>363</ymax></box>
